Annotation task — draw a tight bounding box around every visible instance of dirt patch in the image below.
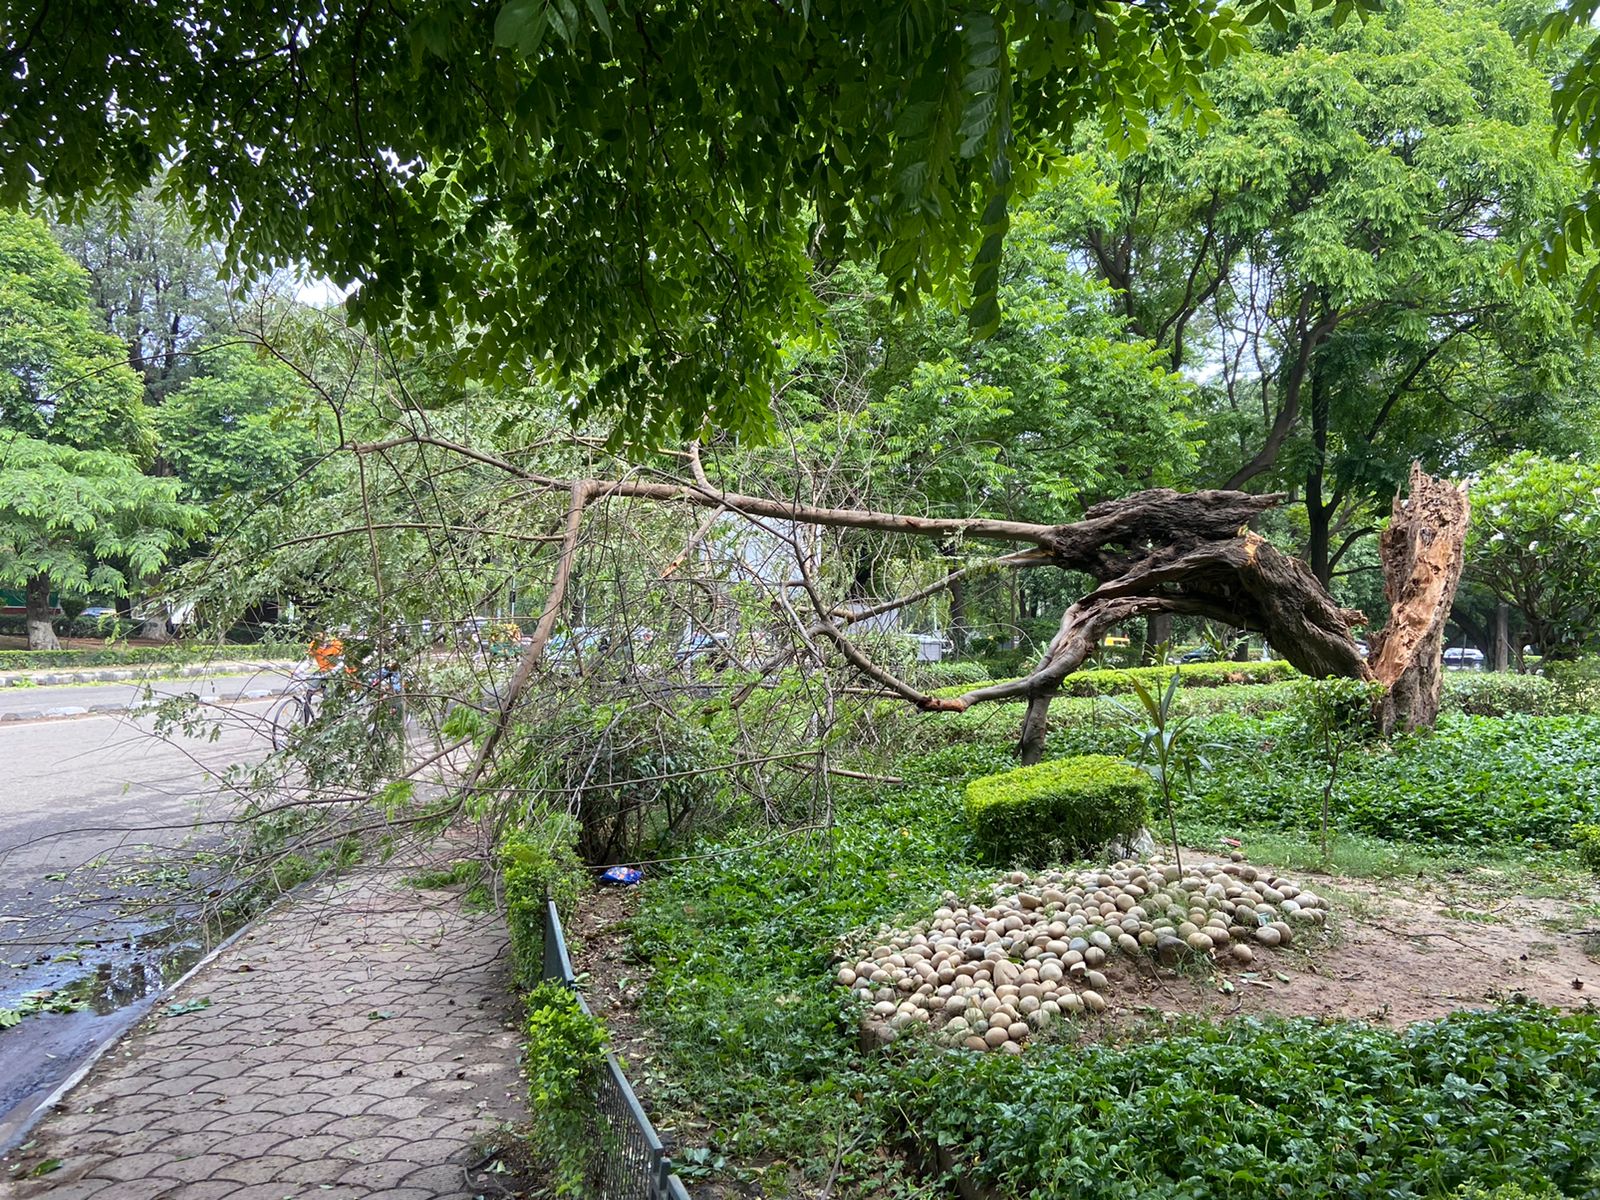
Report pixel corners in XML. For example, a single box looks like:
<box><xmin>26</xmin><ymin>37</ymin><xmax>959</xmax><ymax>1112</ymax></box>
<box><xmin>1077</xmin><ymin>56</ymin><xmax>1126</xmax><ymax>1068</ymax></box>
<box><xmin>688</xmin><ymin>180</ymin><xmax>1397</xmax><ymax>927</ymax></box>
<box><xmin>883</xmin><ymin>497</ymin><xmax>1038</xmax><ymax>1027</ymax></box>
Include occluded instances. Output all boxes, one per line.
<box><xmin>1063</xmin><ymin>852</ymin><xmax>1600</xmax><ymax>1030</ymax></box>
<box><xmin>567</xmin><ymin>886</ymin><xmax>656</xmax><ymax>1071</ymax></box>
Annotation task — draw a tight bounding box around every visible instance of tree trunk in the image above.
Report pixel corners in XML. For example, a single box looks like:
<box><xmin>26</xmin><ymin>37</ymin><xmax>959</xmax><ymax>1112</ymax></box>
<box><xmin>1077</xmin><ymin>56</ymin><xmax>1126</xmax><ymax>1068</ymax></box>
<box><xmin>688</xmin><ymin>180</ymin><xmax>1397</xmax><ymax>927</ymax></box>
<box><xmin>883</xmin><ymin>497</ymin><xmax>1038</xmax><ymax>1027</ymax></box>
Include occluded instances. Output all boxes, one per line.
<box><xmin>1018</xmin><ymin>687</ymin><xmax>1056</xmax><ymax>765</ymax></box>
<box><xmin>949</xmin><ymin>574</ymin><xmax>968</xmax><ymax>652</ymax></box>
<box><xmin>1142</xmin><ymin>613</ymin><xmax>1172</xmax><ymax>665</ymax></box>
<box><xmin>25</xmin><ymin>574</ymin><xmax>61</xmax><ymax>651</ymax></box>
<box><xmin>1305</xmin><ymin>365</ymin><xmax>1332</xmax><ymax>584</ymax></box>
<box><xmin>1492</xmin><ymin>602</ymin><xmax>1510</xmax><ymax>673</ymax></box>
<box><xmin>1367</xmin><ymin>466</ymin><xmax>1471</xmax><ymax>733</ymax></box>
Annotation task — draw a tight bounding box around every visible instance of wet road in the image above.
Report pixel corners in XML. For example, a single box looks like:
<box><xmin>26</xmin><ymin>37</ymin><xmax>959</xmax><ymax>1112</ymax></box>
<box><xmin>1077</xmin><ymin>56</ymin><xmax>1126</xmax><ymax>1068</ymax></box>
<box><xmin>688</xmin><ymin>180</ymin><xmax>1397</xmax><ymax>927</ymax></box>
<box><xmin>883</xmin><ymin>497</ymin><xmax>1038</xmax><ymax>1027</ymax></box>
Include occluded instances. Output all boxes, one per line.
<box><xmin>0</xmin><ymin>700</ymin><xmax>277</xmax><ymax>1147</ymax></box>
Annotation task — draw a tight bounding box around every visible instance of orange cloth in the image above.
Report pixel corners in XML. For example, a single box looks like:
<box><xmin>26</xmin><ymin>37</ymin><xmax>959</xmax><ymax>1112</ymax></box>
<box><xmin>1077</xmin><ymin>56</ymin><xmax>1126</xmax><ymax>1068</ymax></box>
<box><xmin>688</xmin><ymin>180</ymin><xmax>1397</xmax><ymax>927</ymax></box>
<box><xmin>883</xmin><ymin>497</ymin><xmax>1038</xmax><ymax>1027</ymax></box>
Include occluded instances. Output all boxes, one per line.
<box><xmin>309</xmin><ymin>637</ymin><xmax>344</xmax><ymax>672</ymax></box>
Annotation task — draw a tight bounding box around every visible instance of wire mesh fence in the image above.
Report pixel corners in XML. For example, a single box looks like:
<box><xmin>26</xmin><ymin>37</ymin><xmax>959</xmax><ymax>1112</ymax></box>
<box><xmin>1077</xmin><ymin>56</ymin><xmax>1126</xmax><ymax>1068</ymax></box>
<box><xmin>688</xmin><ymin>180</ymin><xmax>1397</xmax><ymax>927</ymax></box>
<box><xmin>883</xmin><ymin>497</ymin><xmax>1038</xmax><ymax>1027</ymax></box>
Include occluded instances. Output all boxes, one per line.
<box><xmin>542</xmin><ymin>896</ymin><xmax>693</xmax><ymax>1199</ymax></box>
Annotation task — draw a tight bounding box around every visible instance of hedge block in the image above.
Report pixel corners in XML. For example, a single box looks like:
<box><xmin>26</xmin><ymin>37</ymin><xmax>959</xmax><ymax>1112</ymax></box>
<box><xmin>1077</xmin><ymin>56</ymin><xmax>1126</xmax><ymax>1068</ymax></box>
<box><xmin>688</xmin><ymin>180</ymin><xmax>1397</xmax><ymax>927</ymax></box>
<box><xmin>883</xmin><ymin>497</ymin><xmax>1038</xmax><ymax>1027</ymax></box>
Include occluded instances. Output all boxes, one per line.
<box><xmin>965</xmin><ymin>754</ymin><xmax>1152</xmax><ymax>865</ymax></box>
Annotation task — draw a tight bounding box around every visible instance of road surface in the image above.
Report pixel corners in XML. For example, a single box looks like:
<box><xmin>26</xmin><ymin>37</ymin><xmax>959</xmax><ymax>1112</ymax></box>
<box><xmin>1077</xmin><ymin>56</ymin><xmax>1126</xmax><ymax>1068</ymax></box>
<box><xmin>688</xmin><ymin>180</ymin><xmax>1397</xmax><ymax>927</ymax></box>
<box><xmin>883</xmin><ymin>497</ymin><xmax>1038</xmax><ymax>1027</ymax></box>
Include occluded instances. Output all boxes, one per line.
<box><xmin>0</xmin><ymin>700</ymin><xmax>277</xmax><ymax>1147</ymax></box>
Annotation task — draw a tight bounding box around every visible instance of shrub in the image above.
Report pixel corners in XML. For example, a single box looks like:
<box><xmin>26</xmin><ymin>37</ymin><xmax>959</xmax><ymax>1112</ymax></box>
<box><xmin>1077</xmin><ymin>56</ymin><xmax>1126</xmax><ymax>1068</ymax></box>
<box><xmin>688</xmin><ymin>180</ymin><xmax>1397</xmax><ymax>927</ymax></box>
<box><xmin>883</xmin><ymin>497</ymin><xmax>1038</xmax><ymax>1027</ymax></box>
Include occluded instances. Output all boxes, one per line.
<box><xmin>1443</xmin><ymin>672</ymin><xmax>1558</xmax><ymax>717</ymax></box>
<box><xmin>915</xmin><ymin>659</ymin><xmax>990</xmax><ymax>689</ymax></box>
<box><xmin>522</xmin><ymin>982</ymin><xmax>608</xmax><ymax>1196</ymax></box>
<box><xmin>964</xmin><ymin>754</ymin><xmax>1151</xmax><ymax>864</ymax></box>
<box><xmin>0</xmin><ymin>642</ymin><xmax>302</xmax><ymax>670</ymax></box>
<box><xmin>497</xmin><ymin>700</ymin><xmax>726</xmax><ymax>865</ymax></box>
<box><xmin>1574</xmin><ymin>824</ymin><xmax>1600</xmax><ymax>875</ymax></box>
<box><xmin>501</xmin><ymin>814</ymin><xmax>586</xmax><ymax>986</ymax></box>
<box><xmin>1547</xmin><ymin>657</ymin><xmax>1600</xmax><ymax>715</ymax></box>
<box><xmin>931</xmin><ymin>659</ymin><xmax>1298</xmax><ymax>700</ymax></box>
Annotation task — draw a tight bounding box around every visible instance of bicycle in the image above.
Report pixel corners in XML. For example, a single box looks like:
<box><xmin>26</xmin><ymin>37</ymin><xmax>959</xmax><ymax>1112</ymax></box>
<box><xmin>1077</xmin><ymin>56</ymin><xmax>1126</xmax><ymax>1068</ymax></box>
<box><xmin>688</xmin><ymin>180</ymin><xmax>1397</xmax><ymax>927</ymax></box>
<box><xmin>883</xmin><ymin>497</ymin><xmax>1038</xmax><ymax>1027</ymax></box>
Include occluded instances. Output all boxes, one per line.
<box><xmin>266</xmin><ymin>677</ymin><xmax>324</xmax><ymax>750</ymax></box>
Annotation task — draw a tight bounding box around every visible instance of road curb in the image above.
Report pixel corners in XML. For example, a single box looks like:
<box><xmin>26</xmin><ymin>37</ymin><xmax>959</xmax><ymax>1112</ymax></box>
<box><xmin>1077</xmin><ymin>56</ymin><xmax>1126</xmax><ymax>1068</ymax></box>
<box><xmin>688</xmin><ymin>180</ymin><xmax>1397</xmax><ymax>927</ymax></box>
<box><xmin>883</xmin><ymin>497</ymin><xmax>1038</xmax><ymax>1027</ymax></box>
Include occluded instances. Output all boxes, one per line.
<box><xmin>0</xmin><ymin>661</ymin><xmax>295</xmax><ymax>688</ymax></box>
<box><xmin>0</xmin><ymin>687</ymin><xmax>290</xmax><ymax>725</ymax></box>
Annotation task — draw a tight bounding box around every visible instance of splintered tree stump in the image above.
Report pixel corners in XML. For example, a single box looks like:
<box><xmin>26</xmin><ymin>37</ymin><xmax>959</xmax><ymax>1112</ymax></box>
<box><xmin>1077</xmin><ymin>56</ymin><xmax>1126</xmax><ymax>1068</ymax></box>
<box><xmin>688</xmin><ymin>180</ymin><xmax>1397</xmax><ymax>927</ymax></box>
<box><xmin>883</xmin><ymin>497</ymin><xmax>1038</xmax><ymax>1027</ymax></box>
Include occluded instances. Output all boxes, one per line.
<box><xmin>1009</xmin><ymin>467</ymin><xmax>1468</xmax><ymax>763</ymax></box>
<box><xmin>1367</xmin><ymin>465</ymin><xmax>1471</xmax><ymax>734</ymax></box>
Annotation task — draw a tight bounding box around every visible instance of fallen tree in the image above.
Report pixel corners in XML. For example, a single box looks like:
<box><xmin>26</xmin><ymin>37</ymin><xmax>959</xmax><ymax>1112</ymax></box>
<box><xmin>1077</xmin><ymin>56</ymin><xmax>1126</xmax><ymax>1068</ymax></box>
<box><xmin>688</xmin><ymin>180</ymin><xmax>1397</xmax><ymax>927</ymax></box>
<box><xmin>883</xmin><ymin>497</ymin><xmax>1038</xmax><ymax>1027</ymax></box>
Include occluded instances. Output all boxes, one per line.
<box><xmin>351</xmin><ymin>434</ymin><xmax>1469</xmax><ymax>766</ymax></box>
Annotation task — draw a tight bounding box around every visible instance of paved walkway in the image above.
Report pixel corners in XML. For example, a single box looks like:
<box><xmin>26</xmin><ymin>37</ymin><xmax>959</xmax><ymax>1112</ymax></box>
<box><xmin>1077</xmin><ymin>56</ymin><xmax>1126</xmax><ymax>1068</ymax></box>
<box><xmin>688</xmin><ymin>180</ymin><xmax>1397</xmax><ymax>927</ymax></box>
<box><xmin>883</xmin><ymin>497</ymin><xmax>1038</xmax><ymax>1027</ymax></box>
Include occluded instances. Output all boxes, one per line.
<box><xmin>1</xmin><ymin>870</ymin><xmax>536</xmax><ymax>1200</ymax></box>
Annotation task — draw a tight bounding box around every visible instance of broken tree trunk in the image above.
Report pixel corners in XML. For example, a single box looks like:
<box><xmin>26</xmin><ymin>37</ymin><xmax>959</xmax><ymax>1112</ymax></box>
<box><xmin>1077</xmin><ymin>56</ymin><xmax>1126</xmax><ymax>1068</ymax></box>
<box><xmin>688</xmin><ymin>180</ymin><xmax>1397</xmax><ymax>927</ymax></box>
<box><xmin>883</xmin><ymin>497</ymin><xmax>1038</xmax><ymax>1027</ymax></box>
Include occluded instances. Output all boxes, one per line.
<box><xmin>1366</xmin><ymin>465</ymin><xmax>1471</xmax><ymax>734</ymax></box>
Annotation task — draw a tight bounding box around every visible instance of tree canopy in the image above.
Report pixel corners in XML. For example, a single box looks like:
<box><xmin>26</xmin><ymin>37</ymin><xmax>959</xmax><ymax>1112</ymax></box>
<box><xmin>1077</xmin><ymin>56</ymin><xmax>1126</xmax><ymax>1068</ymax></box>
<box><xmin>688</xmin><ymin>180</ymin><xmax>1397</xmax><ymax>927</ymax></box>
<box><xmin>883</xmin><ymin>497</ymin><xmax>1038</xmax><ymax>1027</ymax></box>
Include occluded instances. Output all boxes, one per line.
<box><xmin>1065</xmin><ymin>0</ymin><xmax>1583</xmax><ymax>581</ymax></box>
<box><xmin>0</xmin><ymin>208</ymin><xmax>152</xmax><ymax>456</ymax></box>
<box><xmin>0</xmin><ymin>0</ymin><xmax>1374</xmax><ymax>444</ymax></box>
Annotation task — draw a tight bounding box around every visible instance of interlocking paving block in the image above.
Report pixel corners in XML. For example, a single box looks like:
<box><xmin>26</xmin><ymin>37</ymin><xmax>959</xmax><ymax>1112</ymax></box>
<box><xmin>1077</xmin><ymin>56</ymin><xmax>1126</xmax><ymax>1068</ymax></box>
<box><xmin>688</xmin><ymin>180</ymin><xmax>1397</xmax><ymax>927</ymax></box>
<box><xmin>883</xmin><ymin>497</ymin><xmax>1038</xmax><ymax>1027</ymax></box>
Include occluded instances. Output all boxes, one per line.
<box><xmin>4</xmin><ymin>869</ymin><xmax>534</xmax><ymax>1198</ymax></box>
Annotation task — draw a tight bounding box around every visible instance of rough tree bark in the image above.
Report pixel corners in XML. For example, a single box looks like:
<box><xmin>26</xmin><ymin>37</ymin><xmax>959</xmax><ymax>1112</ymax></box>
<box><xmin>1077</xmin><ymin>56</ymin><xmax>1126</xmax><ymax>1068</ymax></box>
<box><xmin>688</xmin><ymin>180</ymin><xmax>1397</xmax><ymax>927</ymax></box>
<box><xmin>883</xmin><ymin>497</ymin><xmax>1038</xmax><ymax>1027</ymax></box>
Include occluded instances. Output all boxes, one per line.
<box><xmin>1366</xmin><ymin>465</ymin><xmax>1471</xmax><ymax>733</ymax></box>
<box><xmin>25</xmin><ymin>574</ymin><xmax>61</xmax><ymax>651</ymax></box>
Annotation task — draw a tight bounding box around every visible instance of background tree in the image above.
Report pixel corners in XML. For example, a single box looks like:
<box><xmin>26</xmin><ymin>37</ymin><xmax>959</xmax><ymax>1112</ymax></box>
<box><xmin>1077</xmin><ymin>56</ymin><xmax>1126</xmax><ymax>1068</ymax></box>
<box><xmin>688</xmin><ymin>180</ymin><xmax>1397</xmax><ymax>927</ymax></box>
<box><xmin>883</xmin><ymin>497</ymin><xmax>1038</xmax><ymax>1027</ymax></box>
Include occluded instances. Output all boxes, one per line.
<box><xmin>0</xmin><ymin>437</ymin><xmax>209</xmax><ymax>649</ymax></box>
<box><xmin>154</xmin><ymin>341</ymin><xmax>322</xmax><ymax>505</ymax></box>
<box><xmin>0</xmin><ymin>208</ymin><xmax>152</xmax><ymax>457</ymax></box>
<box><xmin>1069</xmin><ymin>0</ymin><xmax>1582</xmax><ymax>582</ymax></box>
<box><xmin>1466</xmin><ymin>454</ymin><xmax>1600</xmax><ymax>661</ymax></box>
<box><xmin>51</xmin><ymin>190</ymin><xmax>233</xmax><ymax>403</ymax></box>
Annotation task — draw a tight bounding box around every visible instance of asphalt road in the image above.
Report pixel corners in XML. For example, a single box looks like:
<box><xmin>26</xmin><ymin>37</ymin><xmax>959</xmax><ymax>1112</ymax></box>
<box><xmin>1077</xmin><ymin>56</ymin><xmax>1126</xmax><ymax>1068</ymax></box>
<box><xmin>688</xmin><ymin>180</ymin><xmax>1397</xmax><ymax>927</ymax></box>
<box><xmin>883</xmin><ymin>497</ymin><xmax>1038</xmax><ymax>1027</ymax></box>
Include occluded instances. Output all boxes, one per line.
<box><xmin>0</xmin><ymin>700</ymin><xmax>278</xmax><ymax>1147</ymax></box>
<box><xmin>0</xmin><ymin>668</ymin><xmax>295</xmax><ymax>719</ymax></box>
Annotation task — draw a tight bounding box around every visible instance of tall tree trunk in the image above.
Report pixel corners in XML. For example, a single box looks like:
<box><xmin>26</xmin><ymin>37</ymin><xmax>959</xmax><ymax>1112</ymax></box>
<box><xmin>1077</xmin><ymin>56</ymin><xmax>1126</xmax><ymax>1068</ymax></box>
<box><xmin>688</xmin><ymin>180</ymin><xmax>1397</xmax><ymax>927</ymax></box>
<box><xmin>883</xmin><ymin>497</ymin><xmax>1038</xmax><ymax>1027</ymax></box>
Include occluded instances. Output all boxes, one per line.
<box><xmin>1368</xmin><ymin>466</ymin><xmax>1471</xmax><ymax>733</ymax></box>
<box><xmin>948</xmin><ymin>575</ymin><xmax>968</xmax><ymax>652</ymax></box>
<box><xmin>1306</xmin><ymin>365</ymin><xmax>1332</xmax><ymax>584</ymax></box>
<box><xmin>1492</xmin><ymin>602</ymin><xmax>1510</xmax><ymax>673</ymax></box>
<box><xmin>1142</xmin><ymin>613</ymin><xmax>1172</xmax><ymax>665</ymax></box>
<box><xmin>25</xmin><ymin>574</ymin><xmax>61</xmax><ymax>651</ymax></box>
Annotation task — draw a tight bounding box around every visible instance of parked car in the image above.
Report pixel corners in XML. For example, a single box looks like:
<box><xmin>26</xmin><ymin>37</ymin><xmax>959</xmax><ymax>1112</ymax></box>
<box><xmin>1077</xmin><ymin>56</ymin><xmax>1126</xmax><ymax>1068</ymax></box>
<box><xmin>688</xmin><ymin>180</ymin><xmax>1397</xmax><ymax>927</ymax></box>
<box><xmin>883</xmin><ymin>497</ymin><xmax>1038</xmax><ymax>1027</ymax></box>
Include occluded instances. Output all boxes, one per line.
<box><xmin>1175</xmin><ymin>646</ymin><xmax>1221</xmax><ymax>664</ymax></box>
<box><xmin>1443</xmin><ymin>646</ymin><xmax>1485</xmax><ymax>668</ymax></box>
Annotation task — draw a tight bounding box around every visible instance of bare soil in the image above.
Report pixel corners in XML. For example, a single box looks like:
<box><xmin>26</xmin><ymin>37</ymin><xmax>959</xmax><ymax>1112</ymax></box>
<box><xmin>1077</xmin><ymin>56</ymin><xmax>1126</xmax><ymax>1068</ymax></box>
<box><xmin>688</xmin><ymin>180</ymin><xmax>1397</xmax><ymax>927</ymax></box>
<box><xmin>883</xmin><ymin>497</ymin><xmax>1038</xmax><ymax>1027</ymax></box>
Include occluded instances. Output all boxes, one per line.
<box><xmin>1081</xmin><ymin>850</ymin><xmax>1600</xmax><ymax>1029</ymax></box>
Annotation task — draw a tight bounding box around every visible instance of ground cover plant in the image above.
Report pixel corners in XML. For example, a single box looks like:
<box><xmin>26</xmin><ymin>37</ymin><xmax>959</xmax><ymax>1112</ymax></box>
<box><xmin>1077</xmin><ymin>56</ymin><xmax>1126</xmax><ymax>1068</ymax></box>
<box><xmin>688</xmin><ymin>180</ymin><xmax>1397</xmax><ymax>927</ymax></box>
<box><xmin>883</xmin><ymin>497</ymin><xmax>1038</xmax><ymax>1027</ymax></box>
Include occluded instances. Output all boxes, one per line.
<box><xmin>607</xmin><ymin>663</ymin><xmax>1600</xmax><ymax>1197</ymax></box>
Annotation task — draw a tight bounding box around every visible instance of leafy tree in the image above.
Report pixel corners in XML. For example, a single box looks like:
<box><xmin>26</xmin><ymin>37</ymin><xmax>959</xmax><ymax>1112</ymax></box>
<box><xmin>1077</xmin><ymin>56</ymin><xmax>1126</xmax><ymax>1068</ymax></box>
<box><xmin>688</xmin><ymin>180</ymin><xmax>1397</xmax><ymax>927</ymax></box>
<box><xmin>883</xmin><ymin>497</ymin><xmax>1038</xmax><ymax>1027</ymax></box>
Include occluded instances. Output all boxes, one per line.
<box><xmin>1069</xmin><ymin>0</ymin><xmax>1583</xmax><ymax>581</ymax></box>
<box><xmin>0</xmin><ymin>0</ymin><xmax>1373</xmax><ymax>443</ymax></box>
<box><xmin>0</xmin><ymin>208</ymin><xmax>152</xmax><ymax>457</ymax></box>
<box><xmin>51</xmin><ymin>190</ymin><xmax>234</xmax><ymax>403</ymax></box>
<box><xmin>0</xmin><ymin>436</ymin><xmax>209</xmax><ymax>649</ymax></box>
<box><xmin>1466</xmin><ymin>453</ymin><xmax>1600</xmax><ymax>661</ymax></box>
<box><xmin>154</xmin><ymin>342</ymin><xmax>322</xmax><ymax>504</ymax></box>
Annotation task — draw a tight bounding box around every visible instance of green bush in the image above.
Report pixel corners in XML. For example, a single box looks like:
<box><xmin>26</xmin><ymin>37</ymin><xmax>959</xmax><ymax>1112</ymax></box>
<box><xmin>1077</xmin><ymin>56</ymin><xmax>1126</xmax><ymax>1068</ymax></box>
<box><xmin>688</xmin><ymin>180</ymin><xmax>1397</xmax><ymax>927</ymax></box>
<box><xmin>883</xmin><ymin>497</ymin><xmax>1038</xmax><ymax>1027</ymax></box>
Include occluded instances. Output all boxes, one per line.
<box><xmin>964</xmin><ymin>754</ymin><xmax>1151</xmax><ymax>864</ymax></box>
<box><xmin>501</xmin><ymin>814</ymin><xmax>586</xmax><ymax>987</ymax></box>
<box><xmin>1574</xmin><ymin>824</ymin><xmax>1600</xmax><ymax>875</ymax></box>
<box><xmin>931</xmin><ymin>659</ymin><xmax>1298</xmax><ymax>700</ymax></box>
<box><xmin>0</xmin><ymin>642</ymin><xmax>302</xmax><ymax>670</ymax></box>
<box><xmin>914</xmin><ymin>659</ymin><xmax>990</xmax><ymax>689</ymax></box>
<box><xmin>496</xmin><ymin>700</ymin><xmax>727</xmax><ymax>865</ymax></box>
<box><xmin>1547</xmin><ymin>657</ymin><xmax>1600</xmax><ymax>715</ymax></box>
<box><xmin>894</xmin><ymin>1004</ymin><xmax>1600</xmax><ymax>1200</ymax></box>
<box><xmin>522</xmin><ymin>981</ymin><xmax>609</xmax><ymax>1196</ymax></box>
<box><xmin>1443</xmin><ymin>672</ymin><xmax>1559</xmax><ymax>716</ymax></box>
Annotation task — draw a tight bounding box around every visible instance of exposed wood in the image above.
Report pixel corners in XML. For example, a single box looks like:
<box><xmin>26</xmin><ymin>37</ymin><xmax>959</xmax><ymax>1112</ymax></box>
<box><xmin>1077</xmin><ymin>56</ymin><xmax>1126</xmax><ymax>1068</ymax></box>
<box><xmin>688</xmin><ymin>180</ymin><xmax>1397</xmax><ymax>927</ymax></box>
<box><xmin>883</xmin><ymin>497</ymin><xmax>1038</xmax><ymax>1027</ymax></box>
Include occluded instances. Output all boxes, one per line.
<box><xmin>1367</xmin><ymin>465</ymin><xmax>1471</xmax><ymax>733</ymax></box>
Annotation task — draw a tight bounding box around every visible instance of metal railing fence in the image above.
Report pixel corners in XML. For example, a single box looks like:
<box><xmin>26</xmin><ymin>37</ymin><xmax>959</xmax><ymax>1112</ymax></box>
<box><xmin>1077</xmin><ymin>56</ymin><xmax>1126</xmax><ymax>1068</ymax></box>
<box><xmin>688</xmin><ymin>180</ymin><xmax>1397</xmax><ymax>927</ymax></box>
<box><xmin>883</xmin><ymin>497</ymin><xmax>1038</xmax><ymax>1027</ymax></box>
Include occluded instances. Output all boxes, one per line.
<box><xmin>542</xmin><ymin>897</ymin><xmax>693</xmax><ymax>1199</ymax></box>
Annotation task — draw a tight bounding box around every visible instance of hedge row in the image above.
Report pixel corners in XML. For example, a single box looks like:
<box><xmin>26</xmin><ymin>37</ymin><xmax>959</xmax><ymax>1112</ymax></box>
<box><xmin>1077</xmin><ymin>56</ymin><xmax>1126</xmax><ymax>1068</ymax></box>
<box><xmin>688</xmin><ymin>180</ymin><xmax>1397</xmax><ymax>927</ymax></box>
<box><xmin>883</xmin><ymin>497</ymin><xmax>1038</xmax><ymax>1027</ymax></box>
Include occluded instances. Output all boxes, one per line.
<box><xmin>0</xmin><ymin>642</ymin><xmax>304</xmax><ymax>670</ymax></box>
<box><xmin>932</xmin><ymin>659</ymin><xmax>1299</xmax><ymax>699</ymax></box>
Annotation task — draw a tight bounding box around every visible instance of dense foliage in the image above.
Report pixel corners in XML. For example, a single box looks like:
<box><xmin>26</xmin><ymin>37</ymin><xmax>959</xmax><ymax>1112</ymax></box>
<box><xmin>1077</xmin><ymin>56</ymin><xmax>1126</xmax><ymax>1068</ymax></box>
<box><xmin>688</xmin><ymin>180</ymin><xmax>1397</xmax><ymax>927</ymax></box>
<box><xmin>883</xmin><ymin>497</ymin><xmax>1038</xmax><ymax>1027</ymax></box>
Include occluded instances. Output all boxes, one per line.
<box><xmin>0</xmin><ymin>0</ymin><xmax>1376</xmax><ymax>442</ymax></box>
<box><xmin>896</xmin><ymin>1004</ymin><xmax>1600</xmax><ymax>1199</ymax></box>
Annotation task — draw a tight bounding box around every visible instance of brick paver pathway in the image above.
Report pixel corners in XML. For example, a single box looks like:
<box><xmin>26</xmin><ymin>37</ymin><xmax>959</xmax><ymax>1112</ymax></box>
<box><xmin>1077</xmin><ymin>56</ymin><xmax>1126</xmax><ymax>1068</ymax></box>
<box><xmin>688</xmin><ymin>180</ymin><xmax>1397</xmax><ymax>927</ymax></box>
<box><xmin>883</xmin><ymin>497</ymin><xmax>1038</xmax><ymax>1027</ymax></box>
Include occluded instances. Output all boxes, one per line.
<box><xmin>1</xmin><ymin>871</ymin><xmax>534</xmax><ymax>1200</ymax></box>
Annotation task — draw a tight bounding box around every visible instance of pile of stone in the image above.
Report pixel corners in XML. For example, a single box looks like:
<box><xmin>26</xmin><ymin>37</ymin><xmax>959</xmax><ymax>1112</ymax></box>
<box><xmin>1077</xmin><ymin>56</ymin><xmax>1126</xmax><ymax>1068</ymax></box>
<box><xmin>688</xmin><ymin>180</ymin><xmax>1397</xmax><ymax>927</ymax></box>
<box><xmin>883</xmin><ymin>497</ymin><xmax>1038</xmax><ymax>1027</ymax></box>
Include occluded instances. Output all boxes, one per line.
<box><xmin>840</xmin><ymin>855</ymin><xmax>1328</xmax><ymax>1053</ymax></box>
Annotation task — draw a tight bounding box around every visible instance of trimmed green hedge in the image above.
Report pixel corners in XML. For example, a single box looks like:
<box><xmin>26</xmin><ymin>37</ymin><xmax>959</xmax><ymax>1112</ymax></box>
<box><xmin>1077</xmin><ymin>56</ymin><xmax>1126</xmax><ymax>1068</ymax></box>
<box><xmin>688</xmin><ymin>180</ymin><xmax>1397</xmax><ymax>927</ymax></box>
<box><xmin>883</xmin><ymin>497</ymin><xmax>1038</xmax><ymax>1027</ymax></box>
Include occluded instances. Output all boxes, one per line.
<box><xmin>932</xmin><ymin>659</ymin><xmax>1298</xmax><ymax>699</ymax></box>
<box><xmin>965</xmin><ymin>754</ymin><xmax>1151</xmax><ymax>864</ymax></box>
<box><xmin>0</xmin><ymin>643</ymin><xmax>303</xmax><ymax>670</ymax></box>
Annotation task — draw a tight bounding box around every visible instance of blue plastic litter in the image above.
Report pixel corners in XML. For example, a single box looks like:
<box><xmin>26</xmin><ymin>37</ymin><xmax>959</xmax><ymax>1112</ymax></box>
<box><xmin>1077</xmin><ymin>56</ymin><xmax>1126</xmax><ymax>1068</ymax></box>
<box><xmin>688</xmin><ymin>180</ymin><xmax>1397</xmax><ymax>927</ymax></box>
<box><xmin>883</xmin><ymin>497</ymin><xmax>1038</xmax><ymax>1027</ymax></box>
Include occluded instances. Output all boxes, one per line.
<box><xmin>599</xmin><ymin>866</ymin><xmax>643</xmax><ymax>886</ymax></box>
